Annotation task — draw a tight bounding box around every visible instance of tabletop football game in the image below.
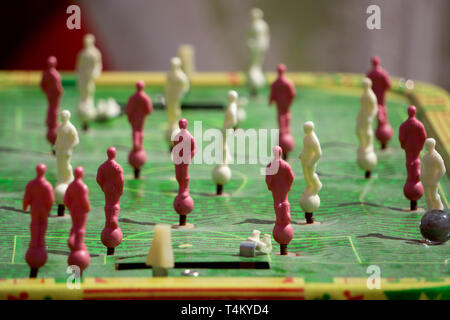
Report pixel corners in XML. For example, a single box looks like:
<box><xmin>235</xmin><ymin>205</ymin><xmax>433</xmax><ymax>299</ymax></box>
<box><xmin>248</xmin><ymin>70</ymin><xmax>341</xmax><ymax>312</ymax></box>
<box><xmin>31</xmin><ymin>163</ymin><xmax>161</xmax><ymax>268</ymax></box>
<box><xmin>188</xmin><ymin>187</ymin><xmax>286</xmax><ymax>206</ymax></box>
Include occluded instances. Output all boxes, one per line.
<box><xmin>0</xmin><ymin>7</ymin><xmax>449</xmax><ymax>301</ymax></box>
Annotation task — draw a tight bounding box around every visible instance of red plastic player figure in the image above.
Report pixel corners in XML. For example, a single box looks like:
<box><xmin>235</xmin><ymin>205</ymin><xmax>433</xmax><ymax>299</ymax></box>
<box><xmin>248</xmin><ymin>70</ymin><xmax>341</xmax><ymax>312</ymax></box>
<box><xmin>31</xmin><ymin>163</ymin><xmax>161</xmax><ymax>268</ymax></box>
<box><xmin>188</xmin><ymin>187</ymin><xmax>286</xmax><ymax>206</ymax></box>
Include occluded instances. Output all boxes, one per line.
<box><xmin>64</xmin><ymin>167</ymin><xmax>91</xmax><ymax>274</ymax></box>
<box><xmin>97</xmin><ymin>147</ymin><xmax>124</xmax><ymax>255</ymax></box>
<box><xmin>269</xmin><ymin>64</ymin><xmax>296</xmax><ymax>160</ymax></box>
<box><xmin>23</xmin><ymin>163</ymin><xmax>54</xmax><ymax>278</ymax></box>
<box><xmin>366</xmin><ymin>56</ymin><xmax>393</xmax><ymax>149</ymax></box>
<box><xmin>265</xmin><ymin>146</ymin><xmax>294</xmax><ymax>255</ymax></box>
<box><xmin>126</xmin><ymin>81</ymin><xmax>153</xmax><ymax>178</ymax></box>
<box><xmin>40</xmin><ymin>56</ymin><xmax>63</xmax><ymax>149</ymax></box>
<box><xmin>172</xmin><ymin>118</ymin><xmax>197</xmax><ymax>227</ymax></box>
<box><xmin>399</xmin><ymin>105</ymin><xmax>427</xmax><ymax>211</ymax></box>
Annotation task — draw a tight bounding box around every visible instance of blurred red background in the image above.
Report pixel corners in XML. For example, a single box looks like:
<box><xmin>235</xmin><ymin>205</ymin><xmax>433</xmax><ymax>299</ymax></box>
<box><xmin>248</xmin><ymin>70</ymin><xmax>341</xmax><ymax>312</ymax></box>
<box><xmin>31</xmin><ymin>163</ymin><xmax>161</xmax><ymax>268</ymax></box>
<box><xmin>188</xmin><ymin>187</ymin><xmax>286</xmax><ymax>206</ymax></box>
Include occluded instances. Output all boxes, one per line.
<box><xmin>1</xmin><ymin>0</ymin><xmax>110</xmax><ymax>70</ymax></box>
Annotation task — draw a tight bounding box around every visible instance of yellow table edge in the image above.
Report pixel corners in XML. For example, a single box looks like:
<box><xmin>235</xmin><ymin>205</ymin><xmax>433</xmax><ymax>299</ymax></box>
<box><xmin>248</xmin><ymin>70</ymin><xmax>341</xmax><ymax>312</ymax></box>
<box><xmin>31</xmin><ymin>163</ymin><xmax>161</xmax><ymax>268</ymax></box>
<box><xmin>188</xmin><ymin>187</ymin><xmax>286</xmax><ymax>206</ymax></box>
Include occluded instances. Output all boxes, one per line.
<box><xmin>0</xmin><ymin>71</ymin><xmax>449</xmax><ymax>300</ymax></box>
<box><xmin>1</xmin><ymin>277</ymin><xmax>449</xmax><ymax>300</ymax></box>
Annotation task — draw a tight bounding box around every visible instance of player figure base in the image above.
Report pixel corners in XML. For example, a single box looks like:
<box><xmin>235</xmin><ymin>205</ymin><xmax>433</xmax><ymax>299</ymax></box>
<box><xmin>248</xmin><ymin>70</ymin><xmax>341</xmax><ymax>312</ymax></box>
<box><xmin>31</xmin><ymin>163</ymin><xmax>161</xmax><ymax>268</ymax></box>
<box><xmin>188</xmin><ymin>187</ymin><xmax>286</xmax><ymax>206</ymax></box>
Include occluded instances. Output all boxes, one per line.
<box><xmin>107</xmin><ymin>247</ymin><xmax>115</xmax><ymax>255</ymax></box>
<box><xmin>82</xmin><ymin>122</ymin><xmax>89</xmax><ymax>132</ymax></box>
<box><xmin>152</xmin><ymin>267</ymin><xmax>169</xmax><ymax>277</ymax></box>
<box><xmin>279</xmin><ymin>244</ymin><xmax>288</xmax><ymax>255</ymax></box>
<box><xmin>172</xmin><ymin>223</ymin><xmax>195</xmax><ymax>230</ymax></box>
<box><xmin>378</xmin><ymin>146</ymin><xmax>394</xmax><ymax>155</ymax></box>
<box><xmin>216</xmin><ymin>184</ymin><xmax>223</xmax><ymax>195</ymax></box>
<box><xmin>57</xmin><ymin>205</ymin><xmax>65</xmax><ymax>217</ymax></box>
<box><xmin>134</xmin><ymin>168</ymin><xmax>140</xmax><ymax>179</ymax></box>
<box><xmin>365</xmin><ymin>171</ymin><xmax>371</xmax><ymax>179</ymax></box>
<box><xmin>249</xmin><ymin>88</ymin><xmax>258</xmax><ymax>98</ymax></box>
<box><xmin>274</xmin><ymin>252</ymin><xmax>299</xmax><ymax>257</ymax></box>
<box><xmin>297</xmin><ymin>212</ymin><xmax>321</xmax><ymax>226</ymax></box>
<box><xmin>298</xmin><ymin>221</ymin><xmax>322</xmax><ymax>226</ymax></box>
<box><xmin>29</xmin><ymin>268</ymin><xmax>38</xmax><ymax>278</ymax></box>
<box><xmin>200</xmin><ymin>191</ymin><xmax>231</xmax><ymax>197</ymax></box>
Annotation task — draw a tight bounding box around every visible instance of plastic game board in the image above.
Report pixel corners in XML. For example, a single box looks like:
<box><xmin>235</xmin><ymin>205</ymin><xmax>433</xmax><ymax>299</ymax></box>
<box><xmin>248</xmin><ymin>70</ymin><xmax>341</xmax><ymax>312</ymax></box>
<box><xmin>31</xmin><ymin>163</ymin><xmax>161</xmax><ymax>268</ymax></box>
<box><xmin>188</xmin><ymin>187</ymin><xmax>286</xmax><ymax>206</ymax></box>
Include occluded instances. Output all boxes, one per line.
<box><xmin>0</xmin><ymin>71</ymin><xmax>448</xmax><ymax>299</ymax></box>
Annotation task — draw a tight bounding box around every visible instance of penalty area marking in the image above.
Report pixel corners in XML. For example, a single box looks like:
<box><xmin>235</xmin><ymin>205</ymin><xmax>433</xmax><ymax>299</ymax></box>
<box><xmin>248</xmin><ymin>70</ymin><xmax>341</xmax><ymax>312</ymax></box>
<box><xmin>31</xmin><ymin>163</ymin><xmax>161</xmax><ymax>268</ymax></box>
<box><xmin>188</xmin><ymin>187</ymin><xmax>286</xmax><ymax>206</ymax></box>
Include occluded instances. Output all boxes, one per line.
<box><xmin>231</xmin><ymin>169</ymin><xmax>248</xmax><ymax>196</ymax></box>
<box><xmin>11</xmin><ymin>235</ymin><xmax>17</xmax><ymax>264</ymax></box>
<box><xmin>348</xmin><ymin>236</ymin><xmax>363</xmax><ymax>264</ymax></box>
<box><xmin>125</xmin><ymin>229</ymin><xmax>243</xmax><ymax>241</ymax></box>
<box><xmin>291</xmin><ymin>235</ymin><xmax>363</xmax><ymax>264</ymax></box>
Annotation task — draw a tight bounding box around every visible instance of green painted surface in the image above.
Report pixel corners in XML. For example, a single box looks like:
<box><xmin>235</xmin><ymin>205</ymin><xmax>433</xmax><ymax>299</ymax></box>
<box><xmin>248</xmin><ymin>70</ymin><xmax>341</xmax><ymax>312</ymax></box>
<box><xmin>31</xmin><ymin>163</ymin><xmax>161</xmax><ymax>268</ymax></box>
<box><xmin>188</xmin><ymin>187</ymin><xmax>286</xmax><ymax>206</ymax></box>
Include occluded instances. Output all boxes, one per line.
<box><xmin>0</xmin><ymin>81</ymin><xmax>448</xmax><ymax>283</ymax></box>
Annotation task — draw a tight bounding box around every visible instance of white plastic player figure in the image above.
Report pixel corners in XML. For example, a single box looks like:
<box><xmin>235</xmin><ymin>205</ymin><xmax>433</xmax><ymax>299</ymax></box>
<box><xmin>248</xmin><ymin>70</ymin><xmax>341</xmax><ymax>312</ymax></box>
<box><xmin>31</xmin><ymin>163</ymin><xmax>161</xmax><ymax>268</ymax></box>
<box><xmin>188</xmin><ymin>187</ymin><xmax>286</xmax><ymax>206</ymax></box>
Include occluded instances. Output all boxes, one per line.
<box><xmin>299</xmin><ymin>121</ymin><xmax>322</xmax><ymax>224</ymax></box>
<box><xmin>421</xmin><ymin>138</ymin><xmax>446</xmax><ymax>211</ymax></box>
<box><xmin>165</xmin><ymin>57</ymin><xmax>189</xmax><ymax>145</ymax></box>
<box><xmin>247</xmin><ymin>230</ymin><xmax>272</xmax><ymax>254</ymax></box>
<box><xmin>356</xmin><ymin>78</ymin><xmax>378</xmax><ymax>178</ymax></box>
<box><xmin>237</xmin><ymin>97</ymin><xmax>248</xmax><ymax>127</ymax></box>
<box><xmin>212</xmin><ymin>91</ymin><xmax>239</xmax><ymax>195</ymax></box>
<box><xmin>247</xmin><ymin>8</ymin><xmax>270</xmax><ymax>95</ymax></box>
<box><xmin>223</xmin><ymin>90</ymin><xmax>239</xmax><ymax>132</ymax></box>
<box><xmin>76</xmin><ymin>34</ymin><xmax>102</xmax><ymax>129</ymax></box>
<box><xmin>54</xmin><ymin>110</ymin><xmax>79</xmax><ymax>216</ymax></box>
<box><xmin>177</xmin><ymin>44</ymin><xmax>195</xmax><ymax>80</ymax></box>
<box><xmin>146</xmin><ymin>224</ymin><xmax>174</xmax><ymax>277</ymax></box>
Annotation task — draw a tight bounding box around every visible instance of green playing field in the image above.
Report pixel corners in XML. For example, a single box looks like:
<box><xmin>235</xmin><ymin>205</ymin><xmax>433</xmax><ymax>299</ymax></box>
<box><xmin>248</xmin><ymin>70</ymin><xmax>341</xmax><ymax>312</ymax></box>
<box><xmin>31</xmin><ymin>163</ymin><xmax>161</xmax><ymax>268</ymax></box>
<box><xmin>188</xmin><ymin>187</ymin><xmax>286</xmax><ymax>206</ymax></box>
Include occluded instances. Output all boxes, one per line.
<box><xmin>0</xmin><ymin>78</ymin><xmax>448</xmax><ymax>283</ymax></box>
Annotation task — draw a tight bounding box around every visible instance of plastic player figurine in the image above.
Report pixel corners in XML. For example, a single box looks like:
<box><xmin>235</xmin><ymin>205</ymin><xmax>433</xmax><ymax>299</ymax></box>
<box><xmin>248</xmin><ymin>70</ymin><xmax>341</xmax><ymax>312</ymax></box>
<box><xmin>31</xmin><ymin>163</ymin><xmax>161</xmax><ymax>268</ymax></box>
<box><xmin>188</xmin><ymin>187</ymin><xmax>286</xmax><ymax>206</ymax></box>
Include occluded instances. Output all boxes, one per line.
<box><xmin>366</xmin><ymin>56</ymin><xmax>393</xmax><ymax>149</ymax></box>
<box><xmin>165</xmin><ymin>57</ymin><xmax>189</xmax><ymax>148</ymax></box>
<box><xmin>247</xmin><ymin>8</ymin><xmax>270</xmax><ymax>96</ymax></box>
<box><xmin>126</xmin><ymin>81</ymin><xmax>153</xmax><ymax>178</ymax></box>
<box><xmin>65</xmin><ymin>167</ymin><xmax>91</xmax><ymax>275</ymax></box>
<box><xmin>177</xmin><ymin>44</ymin><xmax>195</xmax><ymax>80</ymax></box>
<box><xmin>356</xmin><ymin>78</ymin><xmax>378</xmax><ymax>178</ymax></box>
<box><xmin>212</xmin><ymin>90</ymin><xmax>238</xmax><ymax>195</ymax></box>
<box><xmin>265</xmin><ymin>146</ymin><xmax>294</xmax><ymax>255</ymax></box>
<box><xmin>54</xmin><ymin>110</ymin><xmax>79</xmax><ymax>216</ymax></box>
<box><xmin>237</xmin><ymin>96</ymin><xmax>249</xmax><ymax>128</ymax></box>
<box><xmin>76</xmin><ymin>34</ymin><xmax>102</xmax><ymax>131</ymax></box>
<box><xmin>97</xmin><ymin>147</ymin><xmax>124</xmax><ymax>255</ymax></box>
<box><xmin>223</xmin><ymin>90</ymin><xmax>239</xmax><ymax>132</ymax></box>
<box><xmin>399</xmin><ymin>105</ymin><xmax>427</xmax><ymax>211</ymax></box>
<box><xmin>146</xmin><ymin>224</ymin><xmax>174</xmax><ymax>277</ymax></box>
<box><xmin>299</xmin><ymin>122</ymin><xmax>322</xmax><ymax>224</ymax></box>
<box><xmin>40</xmin><ymin>56</ymin><xmax>63</xmax><ymax>150</ymax></box>
<box><xmin>172</xmin><ymin>119</ymin><xmax>197</xmax><ymax>228</ymax></box>
<box><xmin>421</xmin><ymin>138</ymin><xmax>446</xmax><ymax>211</ymax></box>
<box><xmin>269</xmin><ymin>64</ymin><xmax>296</xmax><ymax>160</ymax></box>
<box><xmin>23</xmin><ymin>164</ymin><xmax>54</xmax><ymax>278</ymax></box>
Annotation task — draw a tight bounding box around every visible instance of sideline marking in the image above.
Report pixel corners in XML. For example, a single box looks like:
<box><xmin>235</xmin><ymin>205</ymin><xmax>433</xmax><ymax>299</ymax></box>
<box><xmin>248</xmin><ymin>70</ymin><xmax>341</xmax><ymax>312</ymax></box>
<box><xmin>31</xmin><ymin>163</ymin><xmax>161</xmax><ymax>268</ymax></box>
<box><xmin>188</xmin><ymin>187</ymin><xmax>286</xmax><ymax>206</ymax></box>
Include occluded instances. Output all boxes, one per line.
<box><xmin>438</xmin><ymin>183</ymin><xmax>449</xmax><ymax>208</ymax></box>
<box><xmin>11</xmin><ymin>236</ymin><xmax>17</xmax><ymax>263</ymax></box>
<box><xmin>232</xmin><ymin>170</ymin><xmax>248</xmax><ymax>195</ymax></box>
<box><xmin>348</xmin><ymin>236</ymin><xmax>363</xmax><ymax>264</ymax></box>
